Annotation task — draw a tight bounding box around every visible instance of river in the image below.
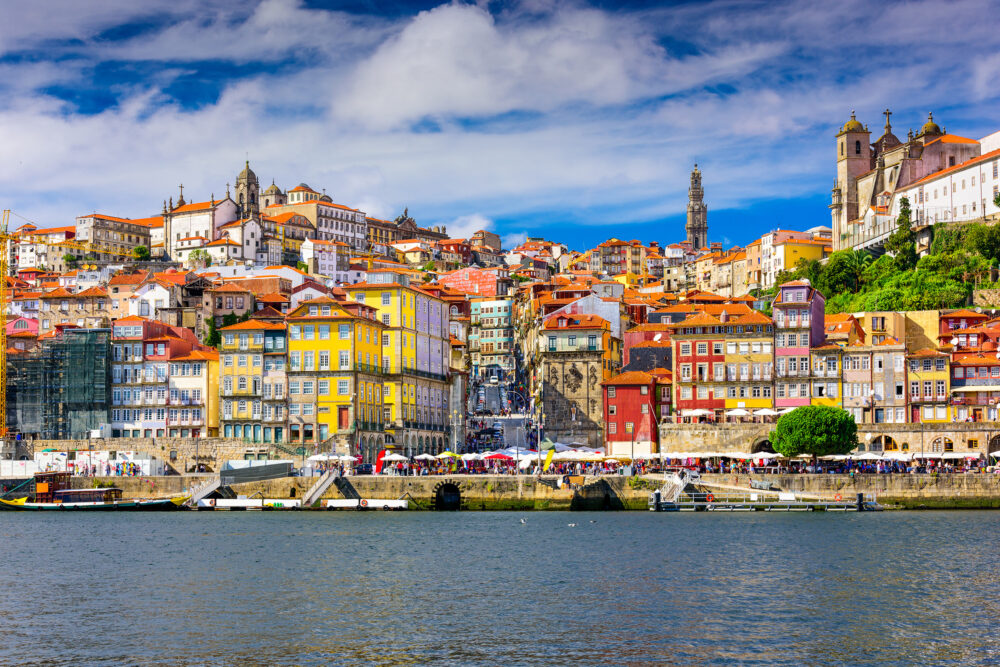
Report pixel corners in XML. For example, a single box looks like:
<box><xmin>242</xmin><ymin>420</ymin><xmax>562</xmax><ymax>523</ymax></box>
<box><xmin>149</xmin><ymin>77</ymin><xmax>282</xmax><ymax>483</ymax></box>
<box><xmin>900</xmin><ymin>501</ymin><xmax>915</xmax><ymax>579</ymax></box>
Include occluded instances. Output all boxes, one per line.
<box><xmin>1</xmin><ymin>511</ymin><xmax>998</xmax><ymax>665</ymax></box>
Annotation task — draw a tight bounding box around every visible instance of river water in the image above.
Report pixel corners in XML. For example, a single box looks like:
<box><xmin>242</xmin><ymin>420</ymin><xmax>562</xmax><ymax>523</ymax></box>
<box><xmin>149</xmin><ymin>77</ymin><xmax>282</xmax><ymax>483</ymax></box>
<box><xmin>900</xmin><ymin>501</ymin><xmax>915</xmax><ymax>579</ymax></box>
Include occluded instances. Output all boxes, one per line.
<box><xmin>1</xmin><ymin>511</ymin><xmax>998</xmax><ymax>666</ymax></box>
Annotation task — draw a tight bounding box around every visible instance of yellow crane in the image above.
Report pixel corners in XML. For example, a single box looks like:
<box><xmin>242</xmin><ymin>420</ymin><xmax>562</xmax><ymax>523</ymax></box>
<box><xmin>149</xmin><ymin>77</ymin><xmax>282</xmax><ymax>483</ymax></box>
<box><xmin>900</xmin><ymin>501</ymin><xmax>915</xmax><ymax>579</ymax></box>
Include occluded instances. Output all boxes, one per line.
<box><xmin>0</xmin><ymin>209</ymin><xmax>139</xmax><ymax>437</ymax></box>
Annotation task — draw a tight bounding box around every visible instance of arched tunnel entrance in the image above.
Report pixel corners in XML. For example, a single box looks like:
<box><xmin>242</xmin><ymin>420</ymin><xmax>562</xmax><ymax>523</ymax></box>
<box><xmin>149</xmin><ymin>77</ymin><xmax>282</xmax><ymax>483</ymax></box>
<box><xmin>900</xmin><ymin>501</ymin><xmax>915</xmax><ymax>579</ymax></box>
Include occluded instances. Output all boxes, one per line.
<box><xmin>433</xmin><ymin>482</ymin><xmax>462</xmax><ymax>511</ymax></box>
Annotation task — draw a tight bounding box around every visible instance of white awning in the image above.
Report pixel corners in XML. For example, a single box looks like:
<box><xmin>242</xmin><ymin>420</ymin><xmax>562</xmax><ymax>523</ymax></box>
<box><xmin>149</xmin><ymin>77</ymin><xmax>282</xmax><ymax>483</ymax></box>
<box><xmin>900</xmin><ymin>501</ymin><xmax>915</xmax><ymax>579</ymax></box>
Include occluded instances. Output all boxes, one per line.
<box><xmin>951</xmin><ymin>386</ymin><xmax>1000</xmax><ymax>392</ymax></box>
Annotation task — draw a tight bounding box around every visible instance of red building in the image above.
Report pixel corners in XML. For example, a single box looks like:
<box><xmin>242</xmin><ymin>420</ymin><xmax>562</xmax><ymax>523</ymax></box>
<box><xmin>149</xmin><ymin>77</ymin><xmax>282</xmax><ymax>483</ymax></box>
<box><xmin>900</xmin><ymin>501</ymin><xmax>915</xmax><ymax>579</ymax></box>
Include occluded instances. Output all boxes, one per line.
<box><xmin>937</xmin><ymin>309</ymin><xmax>990</xmax><ymax>347</ymax></box>
<box><xmin>667</xmin><ymin>311</ymin><xmax>726</xmax><ymax>421</ymax></box>
<box><xmin>602</xmin><ymin>371</ymin><xmax>660</xmax><ymax>457</ymax></box>
<box><xmin>438</xmin><ymin>266</ymin><xmax>510</xmax><ymax>297</ymax></box>
<box><xmin>622</xmin><ymin>322</ymin><xmax>672</xmax><ymax>366</ymax></box>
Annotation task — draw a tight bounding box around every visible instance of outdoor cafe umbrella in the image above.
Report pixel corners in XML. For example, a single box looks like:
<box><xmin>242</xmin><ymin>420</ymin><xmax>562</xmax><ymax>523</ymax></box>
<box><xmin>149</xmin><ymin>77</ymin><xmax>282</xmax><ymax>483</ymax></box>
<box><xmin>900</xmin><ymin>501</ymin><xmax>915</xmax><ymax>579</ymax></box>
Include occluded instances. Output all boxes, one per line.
<box><xmin>382</xmin><ymin>453</ymin><xmax>409</xmax><ymax>462</ymax></box>
<box><xmin>307</xmin><ymin>454</ymin><xmax>337</xmax><ymax>462</ymax></box>
<box><xmin>724</xmin><ymin>408</ymin><xmax>751</xmax><ymax>417</ymax></box>
<box><xmin>436</xmin><ymin>451</ymin><xmax>461</xmax><ymax>459</ymax></box>
<box><xmin>414</xmin><ymin>453</ymin><xmax>437</xmax><ymax>461</ymax></box>
<box><xmin>484</xmin><ymin>453</ymin><xmax>513</xmax><ymax>461</ymax></box>
<box><xmin>754</xmin><ymin>408</ymin><xmax>779</xmax><ymax>416</ymax></box>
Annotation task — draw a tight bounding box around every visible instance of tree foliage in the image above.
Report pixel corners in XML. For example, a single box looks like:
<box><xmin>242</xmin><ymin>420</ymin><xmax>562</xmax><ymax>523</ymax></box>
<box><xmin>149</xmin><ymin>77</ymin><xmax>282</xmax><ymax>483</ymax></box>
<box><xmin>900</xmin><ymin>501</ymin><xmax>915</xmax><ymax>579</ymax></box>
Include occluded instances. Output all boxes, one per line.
<box><xmin>131</xmin><ymin>245</ymin><xmax>151</xmax><ymax>261</ymax></box>
<box><xmin>771</xmin><ymin>406</ymin><xmax>858</xmax><ymax>458</ymax></box>
<box><xmin>63</xmin><ymin>253</ymin><xmax>78</xmax><ymax>269</ymax></box>
<box><xmin>189</xmin><ymin>249</ymin><xmax>212</xmax><ymax>268</ymax></box>
<box><xmin>204</xmin><ymin>317</ymin><xmax>220</xmax><ymax>347</ymax></box>
<box><xmin>884</xmin><ymin>196</ymin><xmax>917</xmax><ymax>271</ymax></box>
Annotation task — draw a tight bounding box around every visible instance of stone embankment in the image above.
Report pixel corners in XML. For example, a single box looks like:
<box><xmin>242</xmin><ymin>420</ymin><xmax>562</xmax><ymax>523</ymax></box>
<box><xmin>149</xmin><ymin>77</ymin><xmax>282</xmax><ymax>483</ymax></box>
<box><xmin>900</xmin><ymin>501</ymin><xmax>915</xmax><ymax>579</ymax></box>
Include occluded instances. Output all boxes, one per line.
<box><xmin>55</xmin><ymin>472</ymin><xmax>1000</xmax><ymax>509</ymax></box>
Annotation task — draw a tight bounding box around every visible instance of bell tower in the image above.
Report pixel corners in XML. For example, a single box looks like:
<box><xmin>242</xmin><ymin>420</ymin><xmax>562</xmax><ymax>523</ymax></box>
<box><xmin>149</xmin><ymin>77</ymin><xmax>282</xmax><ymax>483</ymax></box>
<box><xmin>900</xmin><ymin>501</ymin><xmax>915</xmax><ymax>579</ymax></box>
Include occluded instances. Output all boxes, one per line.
<box><xmin>235</xmin><ymin>160</ymin><xmax>259</xmax><ymax>219</ymax></box>
<box><xmin>832</xmin><ymin>110</ymin><xmax>871</xmax><ymax>250</ymax></box>
<box><xmin>685</xmin><ymin>164</ymin><xmax>708</xmax><ymax>249</ymax></box>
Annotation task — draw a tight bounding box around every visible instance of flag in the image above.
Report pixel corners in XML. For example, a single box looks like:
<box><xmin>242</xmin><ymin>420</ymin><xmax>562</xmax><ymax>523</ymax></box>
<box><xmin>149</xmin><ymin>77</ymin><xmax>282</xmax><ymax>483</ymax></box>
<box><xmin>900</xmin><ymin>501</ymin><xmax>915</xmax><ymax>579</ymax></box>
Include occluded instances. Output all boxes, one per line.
<box><xmin>544</xmin><ymin>448</ymin><xmax>555</xmax><ymax>471</ymax></box>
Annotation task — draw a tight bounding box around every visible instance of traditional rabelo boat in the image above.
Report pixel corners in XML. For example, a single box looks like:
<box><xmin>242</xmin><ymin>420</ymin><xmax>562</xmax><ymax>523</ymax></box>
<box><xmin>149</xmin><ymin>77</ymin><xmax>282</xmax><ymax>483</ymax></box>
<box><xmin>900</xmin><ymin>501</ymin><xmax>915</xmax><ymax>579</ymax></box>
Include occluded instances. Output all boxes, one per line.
<box><xmin>0</xmin><ymin>472</ymin><xmax>187</xmax><ymax>511</ymax></box>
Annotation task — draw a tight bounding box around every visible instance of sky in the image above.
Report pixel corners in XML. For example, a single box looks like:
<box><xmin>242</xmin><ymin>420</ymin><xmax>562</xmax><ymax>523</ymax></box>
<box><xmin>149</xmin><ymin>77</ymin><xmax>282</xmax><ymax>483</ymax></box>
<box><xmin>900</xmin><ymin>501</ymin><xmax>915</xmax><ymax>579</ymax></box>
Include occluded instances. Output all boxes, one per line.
<box><xmin>1</xmin><ymin>0</ymin><xmax>999</xmax><ymax>252</ymax></box>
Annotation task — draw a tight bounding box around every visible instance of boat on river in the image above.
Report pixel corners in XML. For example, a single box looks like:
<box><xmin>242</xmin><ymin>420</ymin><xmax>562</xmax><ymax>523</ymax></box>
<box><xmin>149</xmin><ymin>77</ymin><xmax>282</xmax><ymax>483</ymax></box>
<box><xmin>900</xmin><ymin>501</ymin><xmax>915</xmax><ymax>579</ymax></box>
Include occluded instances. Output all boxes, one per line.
<box><xmin>0</xmin><ymin>472</ymin><xmax>187</xmax><ymax>511</ymax></box>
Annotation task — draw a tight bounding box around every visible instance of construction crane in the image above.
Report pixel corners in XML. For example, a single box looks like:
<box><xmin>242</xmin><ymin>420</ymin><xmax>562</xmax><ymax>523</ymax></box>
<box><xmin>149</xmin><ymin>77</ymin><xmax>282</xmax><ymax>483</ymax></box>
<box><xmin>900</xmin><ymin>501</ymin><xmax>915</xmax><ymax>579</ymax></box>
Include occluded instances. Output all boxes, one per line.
<box><xmin>1</xmin><ymin>209</ymin><xmax>139</xmax><ymax>438</ymax></box>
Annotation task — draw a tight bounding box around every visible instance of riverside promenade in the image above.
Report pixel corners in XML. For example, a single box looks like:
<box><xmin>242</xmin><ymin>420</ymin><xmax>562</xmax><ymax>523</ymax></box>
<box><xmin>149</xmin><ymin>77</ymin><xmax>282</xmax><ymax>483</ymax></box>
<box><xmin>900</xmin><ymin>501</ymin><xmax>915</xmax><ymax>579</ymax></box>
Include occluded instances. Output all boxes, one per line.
<box><xmin>54</xmin><ymin>472</ymin><xmax>1000</xmax><ymax>510</ymax></box>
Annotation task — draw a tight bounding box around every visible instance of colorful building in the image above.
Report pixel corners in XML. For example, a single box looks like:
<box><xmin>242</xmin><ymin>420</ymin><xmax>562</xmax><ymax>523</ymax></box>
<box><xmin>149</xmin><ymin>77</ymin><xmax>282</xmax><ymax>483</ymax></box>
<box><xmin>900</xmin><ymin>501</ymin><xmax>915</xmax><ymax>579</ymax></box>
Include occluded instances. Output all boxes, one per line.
<box><xmin>723</xmin><ymin>311</ymin><xmax>774</xmax><ymax>414</ymax></box>
<box><xmin>285</xmin><ymin>296</ymin><xmax>386</xmax><ymax>453</ymax></box>
<box><xmin>773</xmin><ymin>280</ymin><xmax>826</xmax><ymax>410</ymax></box>
<box><xmin>668</xmin><ymin>311</ymin><xmax>726</xmax><ymax>421</ymax></box>
<box><xmin>907</xmin><ymin>348</ymin><xmax>950</xmax><ymax>423</ymax></box>
<box><xmin>218</xmin><ymin>319</ymin><xmax>286</xmax><ymax>443</ymax></box>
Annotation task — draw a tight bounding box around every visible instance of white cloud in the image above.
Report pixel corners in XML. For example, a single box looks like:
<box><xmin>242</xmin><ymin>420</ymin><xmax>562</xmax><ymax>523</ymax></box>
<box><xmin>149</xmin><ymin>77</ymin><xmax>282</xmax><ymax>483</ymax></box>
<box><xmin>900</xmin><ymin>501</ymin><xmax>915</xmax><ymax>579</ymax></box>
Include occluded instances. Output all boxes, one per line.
<box><xmin>502</xmin><ymin>231</ymin><xmax>528</xmax><ymax>249</ymax></box>
<box><xmin>440</xmin><ymin>213</ymin><xmax>493</xmax><ymax>241</ymax></box>
<box><xmin>0</xmin><ymin>0</ymin><xmax>998</xmax><ymax>250</ymax></box>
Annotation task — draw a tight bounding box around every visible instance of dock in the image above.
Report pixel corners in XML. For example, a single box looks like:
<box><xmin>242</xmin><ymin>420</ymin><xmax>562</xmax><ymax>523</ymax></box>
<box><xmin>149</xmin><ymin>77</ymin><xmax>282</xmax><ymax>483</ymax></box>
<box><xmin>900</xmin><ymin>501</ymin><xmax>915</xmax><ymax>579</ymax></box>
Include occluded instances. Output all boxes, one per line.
<box><xmin>648</xmin><ymin>470</ymin><xmax>882</xmax><ymax>512</ymax></box>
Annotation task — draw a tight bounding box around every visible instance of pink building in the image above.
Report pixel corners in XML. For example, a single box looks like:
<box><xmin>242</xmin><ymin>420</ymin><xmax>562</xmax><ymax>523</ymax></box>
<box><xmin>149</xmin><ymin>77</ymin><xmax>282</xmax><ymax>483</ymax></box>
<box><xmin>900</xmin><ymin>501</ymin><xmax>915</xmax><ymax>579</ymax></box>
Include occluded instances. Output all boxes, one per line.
<box><xmin>772</xmin><ymin>280</ymin><xmax>826</xmax><ymax>409</ymax></box>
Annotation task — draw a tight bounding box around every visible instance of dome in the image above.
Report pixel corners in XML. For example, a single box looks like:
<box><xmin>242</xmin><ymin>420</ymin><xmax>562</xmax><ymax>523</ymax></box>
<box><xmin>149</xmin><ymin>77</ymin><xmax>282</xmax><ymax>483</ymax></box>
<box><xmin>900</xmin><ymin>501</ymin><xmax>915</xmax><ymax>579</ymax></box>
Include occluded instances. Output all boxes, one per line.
<box><xmin>263</xmin><ymin>181</ymin><xmax>282</xmax><ymax>195</ymax></box>
<box><xmin>238</xmin><ymin>160</ymin><xmax>257</xmax><ymax>182</ymax></box>
<box><xmin>920</xmin><ymin>112</ymin><xmax>941</xmax><ymax>135</ymax></box>
<box><xmin>842</xmin><ymin>111</ymin><xmax>864</xmax><ymax>133</ymax></box>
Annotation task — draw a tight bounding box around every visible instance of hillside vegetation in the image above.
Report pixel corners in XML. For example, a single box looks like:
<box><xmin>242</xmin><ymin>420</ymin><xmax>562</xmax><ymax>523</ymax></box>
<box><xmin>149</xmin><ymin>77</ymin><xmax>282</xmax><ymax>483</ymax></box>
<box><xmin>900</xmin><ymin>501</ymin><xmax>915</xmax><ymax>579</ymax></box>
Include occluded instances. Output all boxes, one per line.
<box><xmin>773</xmin><ymin>194</ymin><xmax>1000</xmax><ymax>314</ymax></box>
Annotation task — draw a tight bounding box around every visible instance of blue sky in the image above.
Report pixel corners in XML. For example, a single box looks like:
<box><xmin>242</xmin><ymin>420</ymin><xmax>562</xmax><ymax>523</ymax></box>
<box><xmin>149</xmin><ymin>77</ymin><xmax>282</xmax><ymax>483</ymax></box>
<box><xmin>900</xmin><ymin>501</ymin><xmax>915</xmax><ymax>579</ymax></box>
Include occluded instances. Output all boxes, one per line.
<box><xmin>2</xmin><ymin>0</ymin><xmax>999</xmax><ymax>251</ymax></box>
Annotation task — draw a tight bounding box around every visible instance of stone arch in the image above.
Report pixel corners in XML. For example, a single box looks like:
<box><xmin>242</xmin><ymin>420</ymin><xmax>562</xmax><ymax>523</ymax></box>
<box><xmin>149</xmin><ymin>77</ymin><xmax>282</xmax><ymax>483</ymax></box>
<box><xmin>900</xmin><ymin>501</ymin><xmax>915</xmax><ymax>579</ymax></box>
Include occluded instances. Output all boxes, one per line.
<box><xmin>930</xmin><ymin>437</ymin><xmax>953</xmax><ymax>453</ymax></box>
<box><xmin>417</xmin><ymin>436</ymin><xmax>424</xmax><ymax>455</ymax></box>
<box><xmin>751</xmin><ymin>439</ymin><xmax>774</xmax><ymax>454</ymax></box>
<box><xmin>989</xmin><ymin>434</ymin><xmax>1000</xmax><ymax>453</ymax></box>
<box><xmin>432</xmin><ymin>481</ymin><xmax>462</xmax><ymax>511</ymax></box>
<box><xmin>872</xmin><ymin>435</ymin><xmax>897</xmax><ymax>451</ymax></box>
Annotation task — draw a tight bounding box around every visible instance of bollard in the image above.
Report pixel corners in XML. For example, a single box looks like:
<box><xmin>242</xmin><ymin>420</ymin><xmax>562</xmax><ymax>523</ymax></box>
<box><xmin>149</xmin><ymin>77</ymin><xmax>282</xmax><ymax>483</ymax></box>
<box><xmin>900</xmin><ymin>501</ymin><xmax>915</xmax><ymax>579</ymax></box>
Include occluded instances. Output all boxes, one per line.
<box><xmin>856</xmin><ymin>492</ymin><xmax>864</xmax><ymax>511</ymax></box>
<box><xmin>653</xmin><ymin>489</ymin><xmax>662</xmax><ymax>511</ymax></box>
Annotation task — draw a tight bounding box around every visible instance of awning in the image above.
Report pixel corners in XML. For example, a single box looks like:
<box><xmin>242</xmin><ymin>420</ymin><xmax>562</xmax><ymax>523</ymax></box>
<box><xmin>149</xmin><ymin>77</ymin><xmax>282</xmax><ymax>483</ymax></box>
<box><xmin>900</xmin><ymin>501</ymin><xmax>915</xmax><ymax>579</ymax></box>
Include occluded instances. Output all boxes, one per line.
<box><xmin>951</xmin><ymin>386</ymin><xmax>1000</xmax><ymax>392</ymax></box>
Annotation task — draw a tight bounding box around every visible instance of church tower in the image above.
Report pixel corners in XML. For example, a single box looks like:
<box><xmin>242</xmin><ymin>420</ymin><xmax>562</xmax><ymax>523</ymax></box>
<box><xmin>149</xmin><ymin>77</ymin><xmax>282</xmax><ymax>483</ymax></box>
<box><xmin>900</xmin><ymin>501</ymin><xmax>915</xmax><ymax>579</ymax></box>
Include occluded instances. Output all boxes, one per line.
<box><xmin>235</xmin><ymin>160</ymin><xmax>259</xmax><ymax>219</ymax></box>
<box><xmin>831</xmin><ymin>111</ymin><xmax>871</xmax><ymax>250</ymax></box>
<box><xmin>686</xmin><ymin>164</ymin><xmax>708</xmax><ymax>249</ymax></box>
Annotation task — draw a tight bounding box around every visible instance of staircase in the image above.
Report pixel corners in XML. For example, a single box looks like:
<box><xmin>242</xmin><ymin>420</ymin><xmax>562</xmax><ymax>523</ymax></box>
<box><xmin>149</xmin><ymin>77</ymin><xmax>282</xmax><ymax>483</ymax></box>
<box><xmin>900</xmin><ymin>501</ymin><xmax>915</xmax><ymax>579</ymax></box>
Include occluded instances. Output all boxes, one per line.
<box><xmin>334</xmin><ymin>475</ymin><xmax>361</xmax><ymax>500</ymax></box>
<box><xmin>188</xmin><ymin>476</ymin><xmax>221</xmax><ymax>505</ymax></box>
<box><xmin>301</xmin><ymin>471</ymin><xmax>338</xmax><ymax>508</ymax></box>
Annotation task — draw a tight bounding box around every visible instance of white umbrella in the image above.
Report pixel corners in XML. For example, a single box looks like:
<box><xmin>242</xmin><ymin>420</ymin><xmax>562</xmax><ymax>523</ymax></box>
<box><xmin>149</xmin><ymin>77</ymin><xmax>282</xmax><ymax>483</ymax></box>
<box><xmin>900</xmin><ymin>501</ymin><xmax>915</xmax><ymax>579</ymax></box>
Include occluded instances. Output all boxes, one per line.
<box><xmin>307</xmin><ymin>453</ymin><xmax>336</xmax><ymax>462</ymax></box>
<box><xmin>725</xmin><ymin>408</ymin><xmax>751</xmax><ymax>417</ymax></box>
<box><xmin>916</xmin><ymin>452</ymin><xmax>943</xmax><ymax>459</ymax></box>
<box><xmin>853</xmin><ymin>452</ymin><xmax>880</xmax><ymax>461</ymax></box>
<box><xmin>990</xmin><ymin>450</ymin><xmax>1000</xmax><ymax>457</ymax></box>
<box><xmin>381</xmin><ymin>453</ymin><xmax>408</xmax><ymax>462</ymax></box>
<box><xmin>882</xmin><ymin>452</ymin><xmax>912</xmax><ymax>461</ymax></box>
<box><xmin>942</xmin><ymin>452</ymin><xmax>980</xmax><ymax>460</ymax></box>
<box><xmin>777</xmin><ymin>407</ymin><xmax>796</xmax><ymax>414</ymax></box>
<box><xmin>461</xmin><ymin>452</ymin><xmax>482</xmax><ymax>461</ymax></box>
<box><xmin>338</xmin><ymin>454</ymin><xmax>357</xmax><ymax>462</ymax></box>
<box><xmin>604</xmin><ymin>458</ymin><xmax>621</xmax><ymax>464</ymax></box>
<box><xmin>414</xmin><ymin>453</ymin><xmax>436</xmax><ymax>461</ymax></box>
<box><xmin>750</xmin><ymin>452</ymin><xmax>777</xmax><ymax>461</ymax></box>
<box><xmin>754</xmin><ymin>408</ymin><xmax>779</xmax><ymax>416</ymax></box>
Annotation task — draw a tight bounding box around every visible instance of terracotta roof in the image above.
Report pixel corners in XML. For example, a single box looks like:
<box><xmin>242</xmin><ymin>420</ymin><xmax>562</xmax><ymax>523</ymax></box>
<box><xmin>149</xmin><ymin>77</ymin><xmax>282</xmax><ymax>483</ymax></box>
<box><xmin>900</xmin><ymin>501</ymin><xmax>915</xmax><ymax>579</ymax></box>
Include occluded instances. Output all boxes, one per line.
<box><xmin>907</xmin><ymin>147</ymin><xmax>1000</xmax><ymax>189</ymax></box>
<box><xmin>170</xmin><ymin>200</ymin><xmax>217</xmax><ymax>213</ymax></box>
<box><xmin>944</xmin><ymin>309</ymin><xmax>989</xmax><ymax>320</ymax></box>
<box><xmin>219</xmin><ymin>320</ymin><xmax>286</xmax><ymax>331</ymax></box>
<box><xmin>76</xmin><ymin>286</ymin><xmax>108</xmax><ymax>297</ymax></box>
<box><xmin>114</xmin><ymin>315</ymin><xmax>149</xmax><ymax>324</ymax></box>
<box><xmin>668</xmin><ymin>311</ymin><xmax>723</xmax><ymax>328</ymax></box>
<box><xmin>908</xmin><ymin>348</ymin><xmax>948</xmax><ymax>358</ymax></box>
<box><xmin>602</xmin><ymin>370</ymin><xmax>654</xmax><ymax>385</ymax></box>
<box><xmin>731</xmin><ymin>311</ymin><xmax>773</xmax><ymax>326</ymax></box>
<box><xmin>171</xmin><ymin>349</ymin><xmax>219</xmax><ymax>361</ymax></box>
<box><xmin>542</xmin><ymin>314</ymin><xmax>609</xmax><ymax>330</ymax></box>
<box><xmin>923</xmin><ymin>134</ymin><xmax>978</xmax><ymax>146</ymax></box>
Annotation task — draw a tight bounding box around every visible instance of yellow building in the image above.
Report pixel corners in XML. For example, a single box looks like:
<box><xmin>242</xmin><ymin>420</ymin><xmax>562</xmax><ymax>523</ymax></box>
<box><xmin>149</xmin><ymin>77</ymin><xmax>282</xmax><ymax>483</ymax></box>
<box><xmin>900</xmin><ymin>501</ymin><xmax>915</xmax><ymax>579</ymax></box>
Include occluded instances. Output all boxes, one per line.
<box><xmin>347</xmin><ymin>270</ymin><xmax>452</xmax><ymax>459</ymax></box>
<box><xmin>169</xmin><ymin>348</ymin><xmax>219</xmax><ymax>439</ymax></box>
<box><xmin>723</xmin><ymin>312</ymin><xmax>775</xmax><ymax>412</ymax></box>
<box><xmin>772</xmin><ymin>237</ymin><xmax>830</xmax><ymax>276</ymax></box>
<box><xmin>286</xmin><ymin>296</ymin><xmax>386</xmax><ymax>453</ymax></box>
<box><xmin>810</xmin><ymin>344</ymin><xmax>843</xmax><ymax>409</ymax></box>
<box><xmin>907</xmin><ymin>348</ymin><xmax>951</xmax><ymax>423</ymax></box>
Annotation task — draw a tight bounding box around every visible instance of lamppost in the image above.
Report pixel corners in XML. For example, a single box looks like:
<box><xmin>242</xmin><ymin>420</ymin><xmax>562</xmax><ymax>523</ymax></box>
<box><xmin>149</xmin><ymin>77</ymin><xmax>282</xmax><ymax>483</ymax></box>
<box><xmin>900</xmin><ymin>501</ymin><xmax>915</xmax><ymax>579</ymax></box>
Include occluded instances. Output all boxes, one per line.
<box><xmin>626</xmin><ymin>422</ymin><xmax>634</xmax><ymax>472</ymax></box>
<box><xmin>450</xmin><ymin>409</ymin><xmax>462</xmax><ymax>452</ymax></box>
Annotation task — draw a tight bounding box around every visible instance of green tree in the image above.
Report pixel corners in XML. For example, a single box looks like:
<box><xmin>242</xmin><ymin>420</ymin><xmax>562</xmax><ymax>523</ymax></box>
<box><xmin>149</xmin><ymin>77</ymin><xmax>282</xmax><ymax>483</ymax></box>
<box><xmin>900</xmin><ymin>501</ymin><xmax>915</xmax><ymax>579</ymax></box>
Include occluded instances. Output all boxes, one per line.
<box><xmin>771</xmin><ymin>406</ymin><xmax>858</xmax><ymax>458</ymax></box>
<box><xmin>965</xmin><ymin>224</ymin><xmax>1000</xmax><ymax>263</ymax></box>
<box><xmin>222</xmin><ymin>312</ymin><xmax>238</xmax><ymax>328</ymax></box>
<box><xmin>131</xmin><ymin>245</ymin><xmax>151</xmax><ymax>261</ymax></box>
<box><xmin>189</xmin><ymin>248</ymin><xmax>212</xmax><ymax>268</ymax></box>
<box><xmin>884</xmin><ymin>196</ymin><xmax>917</xmax><ymax>270</ymax></box>
<box><xmin>296</xmin><ymin>261</ymin><xmax>309</xmax><ymax>272</ymax></box>
<box><xmin>204</xmin><ymin>317</ymin><xmax>220</xmax><ymax>347</ymax></box>
<box><xmin>62</xmin><ymin>253</ymin><xmax>78</xmax><ymax>269</ymax></box>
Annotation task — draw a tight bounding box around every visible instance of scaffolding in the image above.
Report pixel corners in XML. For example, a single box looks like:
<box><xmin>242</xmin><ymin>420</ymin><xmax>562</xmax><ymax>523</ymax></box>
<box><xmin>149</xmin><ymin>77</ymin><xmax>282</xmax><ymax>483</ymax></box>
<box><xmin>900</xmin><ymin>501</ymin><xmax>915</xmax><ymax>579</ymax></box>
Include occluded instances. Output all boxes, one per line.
<box><xmin>7</xmin><ymin>328</ymin><xmax>112</xmax><ymax>440</ymax></box>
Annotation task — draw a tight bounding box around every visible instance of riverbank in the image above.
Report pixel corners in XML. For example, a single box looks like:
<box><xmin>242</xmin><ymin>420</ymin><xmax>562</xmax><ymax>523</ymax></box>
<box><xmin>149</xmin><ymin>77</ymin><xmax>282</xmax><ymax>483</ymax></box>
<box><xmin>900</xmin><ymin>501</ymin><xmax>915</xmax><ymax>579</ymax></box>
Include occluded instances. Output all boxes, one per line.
<box><xmin>20</xmin><ymin>472</ymin><xmax>1000</xmax><ymax>509</ymax></box>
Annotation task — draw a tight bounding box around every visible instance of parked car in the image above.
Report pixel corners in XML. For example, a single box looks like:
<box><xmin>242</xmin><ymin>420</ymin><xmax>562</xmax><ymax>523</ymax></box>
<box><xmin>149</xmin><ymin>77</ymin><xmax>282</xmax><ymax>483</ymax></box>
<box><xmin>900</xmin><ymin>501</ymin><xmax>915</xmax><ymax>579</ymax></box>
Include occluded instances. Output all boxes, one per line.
<box><xmin>355</xmin><ymin>464</ymin><xmax>374</xmax><ymax>475</ymax></box>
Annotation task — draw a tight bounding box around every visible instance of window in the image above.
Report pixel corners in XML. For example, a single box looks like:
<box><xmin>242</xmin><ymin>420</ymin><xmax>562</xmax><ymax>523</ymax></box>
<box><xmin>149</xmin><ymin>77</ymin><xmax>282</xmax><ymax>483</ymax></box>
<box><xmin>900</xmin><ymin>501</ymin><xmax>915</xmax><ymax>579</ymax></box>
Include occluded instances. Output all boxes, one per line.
<box><xmin>714</xmin><ymin>343</ymin><xmax>723</xmax><ymax>355</ymax></box>
<box><xmin>680</xmin><ymin>343</ymin><xmax>691</xmax><ymax>356</ymax></box>
<box><xmin>696</xmin><ymin>343</ymin><xmax>708</xmax><ymax>355</ymax></box>
<box><xmin>609</xmin><ymin>405</ymin><xmax>617</xmax><ymax>415</ymax></box>
<box><xmin>338</xmin><ymin>380</ymin><xmax>349</xmax><ymax>395</ymax></box>
<box><xmin>639</xmin><ymin>386</ymin><xmax>648</xmax><ymax>395</ymax></box>
<box><xmin>319</xmin><ymin>325</ymin><xmax>330</xmax><ymax>340</ymax></box>
<box><xmin>607</xmin><ymin>386</ymin><xmax>616</xmax><ymax>398</ymax></box>
<box><xmin>608</xmin><ymin>422</ymin><xmax>617</xmax><ymax>434</ymax></box>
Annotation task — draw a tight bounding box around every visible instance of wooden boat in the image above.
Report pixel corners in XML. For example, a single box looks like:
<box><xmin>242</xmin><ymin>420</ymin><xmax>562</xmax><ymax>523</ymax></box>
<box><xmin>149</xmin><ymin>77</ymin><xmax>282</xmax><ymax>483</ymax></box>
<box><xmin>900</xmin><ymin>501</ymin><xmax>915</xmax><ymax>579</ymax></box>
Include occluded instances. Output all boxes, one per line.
<box><xmin>0</xmin><ymin>490</ymin><xmax>188</xmax><ymax>511</ymax></box>
<box><xmin>0</xmin><ymin>472</ymin><xmax>187</xmax><ymax>511</ymax></box>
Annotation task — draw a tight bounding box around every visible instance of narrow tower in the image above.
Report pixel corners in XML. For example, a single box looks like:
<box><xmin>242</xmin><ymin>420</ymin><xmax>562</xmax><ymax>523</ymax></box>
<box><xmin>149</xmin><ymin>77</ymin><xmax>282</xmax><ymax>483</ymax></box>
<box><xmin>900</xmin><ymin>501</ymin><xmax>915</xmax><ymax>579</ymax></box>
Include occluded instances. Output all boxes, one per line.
<box><xmin>686</xmin><ymin>164</ymin><xmax>708</xmax><ymax>249</ymax></box>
